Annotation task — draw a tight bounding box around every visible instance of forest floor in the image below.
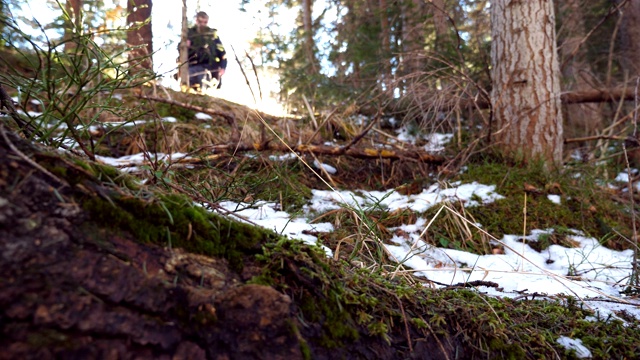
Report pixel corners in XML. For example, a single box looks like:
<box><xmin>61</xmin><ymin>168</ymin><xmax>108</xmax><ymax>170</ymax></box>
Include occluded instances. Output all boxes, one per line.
<box><xmin>1</xmin><ymin>85</ymin><xmax>640</xmax><ymax>359</ymax></box>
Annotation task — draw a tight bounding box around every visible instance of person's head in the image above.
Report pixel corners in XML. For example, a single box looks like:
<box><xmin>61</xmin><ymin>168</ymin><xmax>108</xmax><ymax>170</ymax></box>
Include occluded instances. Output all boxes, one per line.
<box><xmin>195</xmin><ymin>11</ymin><xmax>209</xmax><ymax>32</ymax></box>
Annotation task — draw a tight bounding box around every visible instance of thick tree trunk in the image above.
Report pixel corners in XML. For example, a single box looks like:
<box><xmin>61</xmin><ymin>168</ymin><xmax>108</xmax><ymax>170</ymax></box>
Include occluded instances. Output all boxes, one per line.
<box><xmin>491</xmin><ymin>0</ymin><xmax>564</xmax><ymax>165</ymax></box>
<box><xmin>558</xmin><ymin>0</ymin><xmax>604</xmax><ymax>142</ymax></box>
<box><xmin>127</xmin><ymin>0</ymin><xmax>153</xmax><ymax>72</ymax></box>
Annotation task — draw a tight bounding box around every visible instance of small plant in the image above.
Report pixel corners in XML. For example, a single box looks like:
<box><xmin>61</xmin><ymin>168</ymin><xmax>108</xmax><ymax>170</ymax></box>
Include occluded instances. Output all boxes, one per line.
<box><xmin>0</xmin><ymin>6</ymin><xmax>153</xmax><ymax>159</ymax></box>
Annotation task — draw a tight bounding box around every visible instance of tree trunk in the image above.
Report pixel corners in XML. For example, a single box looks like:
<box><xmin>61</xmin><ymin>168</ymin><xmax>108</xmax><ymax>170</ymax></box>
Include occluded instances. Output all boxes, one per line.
<box><xmin>302</xmin><ymin>0</ymin><xmax>317</xmax><ymax>72</ymax></box>
<box><xmin>619</xmin><ymin>0</ymin><xmax>640</xmax><ymax>78</ymax></box>
<box><xmin>63</xmin><ymin>0</ymin><xmax>82</xmax><ymax>53</ymax></box>
<box><xmin>379</xmin><ymin>0</ymin><xmax>391</xmax><ymax>92</ymax></box>
<box><xmin>491</xmin><ymin>0</ymin><xmax>564</xmax><ymax>166</ymax></box>
<box><xmin>127</xmin><ymin>0</ymin><xmax>153</xmax><ymax>72</ymax></box>
<box><xmin>401</xmin><ymin>0</ymin><xmax>426</xmax><ymax>76</ymax></box>
<box><xmin>430</xmin><ymin>0</ymin><xmax>450</xmax><ymax>51</ymax></box>
<box><xmin>178</xmin><ymin>0</ymin><xmax>189</xmax><ymax>89</ymax></box>
<box><xmin>558</xmin><ymin>0</ymin><xmax>604</xmax><ymax>142</ymax></box>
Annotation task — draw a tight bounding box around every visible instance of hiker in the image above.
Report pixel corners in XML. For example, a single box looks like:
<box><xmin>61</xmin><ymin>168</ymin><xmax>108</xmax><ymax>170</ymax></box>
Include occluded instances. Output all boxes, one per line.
<box><xmin>186</xmin><ymin>11</ymin><xmax>227</xmax><ymax>91</ymax></box>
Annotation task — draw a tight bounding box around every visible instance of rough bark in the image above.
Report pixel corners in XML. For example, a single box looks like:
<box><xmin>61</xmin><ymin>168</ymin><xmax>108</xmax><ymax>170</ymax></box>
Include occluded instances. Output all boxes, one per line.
<box><xmin>558</xmin><ymin>0</ymin><xmax>604</xmax><ymax>141</ymax></box>
<box><xmin>0</xmin><ymin>127</ymin><xmax>456</xmax><ymax>360</ymax></box>
<box><xmin>491</xmin><ymin>0</ymin><xmax>564</xmax><ymax>165</ymax></box>
<box><xmin>127</xmin><ymin>0</ymin><xmax>153</xmax><ymax>72</ymax></box>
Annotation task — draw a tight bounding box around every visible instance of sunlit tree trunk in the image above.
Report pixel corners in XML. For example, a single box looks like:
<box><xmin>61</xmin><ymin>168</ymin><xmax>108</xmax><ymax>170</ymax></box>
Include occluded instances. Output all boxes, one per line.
<box><xmin>63</xmin><ymin>0</ymin><xmax>82</xmax><ymax>53</ymax></box>
<box><xmin>558</xmin><ymin>0</ymin><xmax>603</xmax><ymax>142</ymax></box>
<box><xmin>178</xmin><ymin>0</ymin><xmax>189</xmax><ymax>89</ymax></box>
<box><xmin>619</xmin><ymin>0</ymin><xmax>640</xmax><ymax>78</ymax></box>
<box><xmin>127</xmin><ymin>0</ymin><xmax>153</xmax><ymax>72</ymax></box>
<box><xmin>491</xmin><ymin>0</ymin><xmax>564</xmax><ymax>166</ymax></box>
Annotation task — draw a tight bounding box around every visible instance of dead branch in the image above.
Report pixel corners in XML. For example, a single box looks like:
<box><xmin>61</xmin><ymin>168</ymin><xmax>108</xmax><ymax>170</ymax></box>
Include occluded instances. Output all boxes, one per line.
<box><xmin>361</xmin><ymin>86</ymin><xmax>640</xmax><ymax>117</ymax></box>
<box><xmin>564</xmin><ymin>135</ymin><xmax>628</xmax><ymax>144</ymax></box>
<box><xmin>561</xmin><ymin>87</ymin><xmax>639</xmax><ymax>105</ymax></box>
<box><xmin>230</xmin><ymin>44</ymin><xmax>256</xmax><ymax>103</ymax></box>
<box><xmin>230</xmin><ymin>142</ymin><xmax>445</xmax><ymax>163</ymax></box>
<box><xmin>465</xmin><ymin>87</ymin><xmax>639</xmax><ymax>108</ymax></box>
<box><xmin>105</xmin><ymin>142</ymin><xmax>446</xmax><ymax>169</ymax></box>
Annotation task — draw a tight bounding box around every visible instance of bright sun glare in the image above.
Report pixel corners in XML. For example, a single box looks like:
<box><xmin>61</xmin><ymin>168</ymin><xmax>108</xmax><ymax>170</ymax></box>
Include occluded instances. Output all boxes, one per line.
<box><xmin>19</xmin><ymin>0</ymin><xmax>288</xmax><ymax>116</ymax></box>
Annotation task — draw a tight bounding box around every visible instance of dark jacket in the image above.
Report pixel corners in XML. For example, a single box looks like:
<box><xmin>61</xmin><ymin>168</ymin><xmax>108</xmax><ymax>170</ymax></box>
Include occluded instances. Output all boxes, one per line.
<box><xmin>187</xmin><ymin>26</ymin><xmax>227</xmax><ymax>70</ymax></box>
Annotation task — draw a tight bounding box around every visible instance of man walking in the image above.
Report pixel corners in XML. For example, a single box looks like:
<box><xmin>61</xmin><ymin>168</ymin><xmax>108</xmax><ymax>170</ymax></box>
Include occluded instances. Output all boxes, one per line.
<box><xmin>187</xmin><ymin>11</ymin><xmax>227</xmax><ymax>91</ymax></box>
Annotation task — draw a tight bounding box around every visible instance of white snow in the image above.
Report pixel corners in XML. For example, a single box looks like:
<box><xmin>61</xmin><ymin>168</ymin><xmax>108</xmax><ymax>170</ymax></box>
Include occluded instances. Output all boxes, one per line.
<box><xmin>195</xmin><ymin>112</ymin><xmax>213</xmax><ymax>120</ymax></box>
<box><xmin>313</xmin><ymin>160</ymin><xmax>337</xmax><ymax>174</ymax></box>
<box><xmin>547</xmin><ymin>194</ymin><xmax>561</xmax><ymax>204</ymax></box>
<box><xmin>96</xmin><ymin>152</ymin><xmax>190</xmax><ymax>172</ymax></box>
<box><xmin>217</xmin><ymin>200</ymin><xmax>334</xmax><ymax>256</ymax></box>
<box><xmin>556</xmin><ymin>336</ymin><xmax>592</xmax><ymax>358</ymax></box>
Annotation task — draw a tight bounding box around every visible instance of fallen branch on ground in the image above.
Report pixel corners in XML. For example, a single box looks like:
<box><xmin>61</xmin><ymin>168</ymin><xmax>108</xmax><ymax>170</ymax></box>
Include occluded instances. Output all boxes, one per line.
<box><xmin>101</xmin><ymin>142</ymin><xmax>446</xmax><ymax>170</ymax></box>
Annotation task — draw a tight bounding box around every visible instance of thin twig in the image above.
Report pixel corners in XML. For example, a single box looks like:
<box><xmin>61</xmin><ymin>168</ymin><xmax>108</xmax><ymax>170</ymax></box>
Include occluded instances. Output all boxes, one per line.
<box><xmin>0</xmin><ymin>123</ymin><xmax>66</xmax><ymax>187</ymax></box>
<box><xmin>340</xmin><ymin>113</ymin><xmax>380</xmax><ymax>154</ymax></box>
<box><xmin>244</xmin><ymin>50</ymin><xmax>263</xmax><ymax>101</ymax></box>
<box><xmin>230</xmin><ymin>44</ymin><xmax>256</xmax><ymax>103</ymax></box>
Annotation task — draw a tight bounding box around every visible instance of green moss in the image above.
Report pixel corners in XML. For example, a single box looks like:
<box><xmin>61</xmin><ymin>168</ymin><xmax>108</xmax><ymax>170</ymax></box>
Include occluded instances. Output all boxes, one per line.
<box><xmin>82</xmin><ymin>192</ymin><xmax>277</xmax><ymax>271</ymax></box>
<box><xmin>487</xmin><ymin>338</ymin><xmax>526</xmax><ymax>359</ymax></box>
<box><xmin>425</xmin><ymin>158</ymin><xmax>639</xmax><ymax>253</ymax></box>
<box><xmin>155</xmin><ymin>102</ymin><xmax>196</xmax><ymax>120</ymax></box>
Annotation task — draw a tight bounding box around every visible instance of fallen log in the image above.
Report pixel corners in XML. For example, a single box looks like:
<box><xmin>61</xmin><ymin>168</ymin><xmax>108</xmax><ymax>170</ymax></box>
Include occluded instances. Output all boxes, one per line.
<box><xmin>491</xmin><ymin>87</ymin><xmax>638</xmax><ymax>107</ymax></box>
<box><xmin>360</xmin><ymin>87</ymin><xmax>640</xmax><ymax>117</ymax></box>
<box><xmin>561</xmin><ymin>87</ymin><xmax>639</xmax><ymax>105</ymax></box>
<box><xmin>233</xmin><ymin>142</ymin><xmax>446</xmax><ymax>163</ymax></box>
<box><xmin>102</xmin><ymin>142</ymin><xmax>446</xmax><ymax>170</ymax></box>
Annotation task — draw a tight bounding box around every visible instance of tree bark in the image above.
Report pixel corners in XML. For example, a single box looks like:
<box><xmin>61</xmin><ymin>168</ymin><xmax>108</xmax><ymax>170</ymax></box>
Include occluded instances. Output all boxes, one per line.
<box><xmin>178</xmin><ymin>0</ymin><xmax>189</xmax><ymax>89</ymax></box>
<box><xmin>63</xmin><ymin>0</ymin><xmax>82</xmax><ymax>53</ymax></box>
<box><xmin>302</xmin><ymin>0</ymin><xmax>317</xmax><ymax>72</ymax></box>
<box><xmin>127</xmin><ymin>0</ymin><xmax>153</xmax><ymax>72</ymax></box>
<box><xmin>430</xmin><ymin>0</ymin><xmax>450</xmax><ymax>50</ymax></box>
<box><xmin>491</xmin><ymin>0</ymin><xmax>564</xmax><ymax>166</ymax></box>
<box><xmin>402</xmin><ymin>0</ymin><xmax>426</xmax><ymax>76</ymax></box>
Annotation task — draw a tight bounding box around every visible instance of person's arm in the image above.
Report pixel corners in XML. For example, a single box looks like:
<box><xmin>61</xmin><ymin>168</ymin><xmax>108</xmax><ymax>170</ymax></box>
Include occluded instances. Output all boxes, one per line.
<box><xmin>210</xmin><ymin>30</ymin><xmax>227</xmax><ymax>76</ymax></box>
